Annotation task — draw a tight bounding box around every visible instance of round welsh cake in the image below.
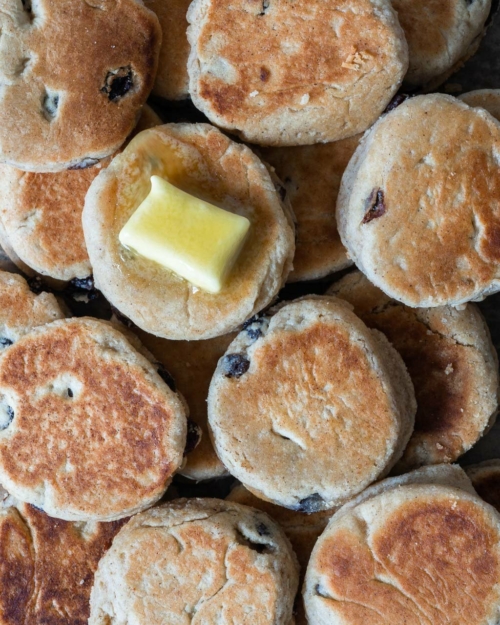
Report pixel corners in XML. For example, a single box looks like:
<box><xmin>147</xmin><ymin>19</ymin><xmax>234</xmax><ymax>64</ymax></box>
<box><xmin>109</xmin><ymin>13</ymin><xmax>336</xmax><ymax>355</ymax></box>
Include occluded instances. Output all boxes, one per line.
<box><xmin>89</xmin><ymin>498</ymin><xmax>299</xmax><ymax>625</ymax></box>
<box><xmin>83</xmin><ymin>123</ymin><xmax>295</xmax><ymax>340</ymax></box>
<box><xmin>0</xmin><ymin>0</ymin><xmax>161</xmax><ymax>172</ymax></box>
<box><xmin>208</xmin><ymin>297</ymin><xmax>416</xmax><ymax>511</ymax></box>
<box><xmin>304</xmin><ymin>480</ymin><xmax>500</xmax><ymax>624</ymax></box>
<box><xmin>0</xmin><ymin>317</ymin><xmax>187</xmax><ymax>521</ymax></box>
<box><xmin>187</xmin><ymin>0</ymin><xmax>408</xmax><ymax>145</ymax></box>
<box><xmin>337</xmin><ymin>94</ymin><xmax>500</xmax><ymax>307</ymax></box>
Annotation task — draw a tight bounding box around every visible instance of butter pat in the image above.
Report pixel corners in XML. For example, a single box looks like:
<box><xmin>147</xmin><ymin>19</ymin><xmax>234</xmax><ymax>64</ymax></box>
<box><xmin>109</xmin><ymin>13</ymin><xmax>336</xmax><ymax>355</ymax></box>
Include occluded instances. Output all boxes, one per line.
<box><xmin>119</xmin><ymin>176</ymin><xmax>250</xmax><ymax>293</ymax></box>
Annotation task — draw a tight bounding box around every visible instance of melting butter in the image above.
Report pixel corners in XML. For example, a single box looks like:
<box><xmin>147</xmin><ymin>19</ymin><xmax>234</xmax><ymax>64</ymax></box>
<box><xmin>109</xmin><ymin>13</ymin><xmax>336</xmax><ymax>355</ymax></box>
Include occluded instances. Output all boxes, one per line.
<box><xmin>119</xmin><ymin>176</ymin><xmax>250</xmax><ymax>293</ymax></box>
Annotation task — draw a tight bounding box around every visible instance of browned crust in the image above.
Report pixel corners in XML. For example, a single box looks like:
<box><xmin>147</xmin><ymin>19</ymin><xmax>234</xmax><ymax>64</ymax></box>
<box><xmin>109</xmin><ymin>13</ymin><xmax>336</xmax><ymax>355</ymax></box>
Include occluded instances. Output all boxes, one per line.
<box><xmin>329</xmin><ymin>272</ymin><xmax>499</xmax><ymax>469</ymax></box>
<box><xmin>0</xmin><ymin>0</ymin><xmax>161</xmax><ymax>172</ymax></box>
<box><xmin>261</xmin><ymin>136</ymin><xmax>359</xmax><ymax>282</ymax></box>
<box><xmin>305</xmin><ymin>486</ymin><xmax>500</xmax><ymax>624</ymax></box>
<box><xmin>0</xmin><ymin>318</ymin><xmax>187</xmax><ymax>521</ymax></box>
<box><xmin>0</xmin><ymin>502</ymin><xmax>125</xmax><ymax>625</ymax></box>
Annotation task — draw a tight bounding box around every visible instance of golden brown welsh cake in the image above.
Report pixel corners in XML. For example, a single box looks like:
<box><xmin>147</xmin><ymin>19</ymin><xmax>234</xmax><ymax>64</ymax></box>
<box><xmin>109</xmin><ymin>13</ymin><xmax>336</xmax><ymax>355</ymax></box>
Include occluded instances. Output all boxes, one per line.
<box><xmin>337</xmin><ymin>94</ymin><xmax>500</xmax><ymax>307</ymax></box>
<box><xmin>0</xmin><ymin>0</ymin><xmax>161</xmax><ymax>172</ymax></box>
<box><xmin>208</xmin><ymin>297</ymin><xmax>416</xmax><ymax>511</ymax></box>
<box><xmin>0</xmin><ymin>106</ymin><xmax>162</xmax><ymax>282</ymax></box>
<box><xmin>89</xmin><ymin>498</ymin><xmax>299</xmax><ymax>625</ymax></box>
<box><xmin>261</xmin><ymin>136</ymin><xmax>359</xmax><ymax>282</ymax></box>
<box><xmin>460</xmin><ymin>89</ymin><xmax>500</xmax><ymax>121</ymax></box>
<box><xmin>83</xmin><ymin>123</ymin><xmax>295</xmax><ymax>340</ymax></box>
<box><xmin>0</xmin><ymin>500</ymin><xmax>125</xmax><ymax>625</ymax></box>
<box><xmin>145</xmin><ymin>0</ymin><xmax>191</xmax><ymax>100</ymax></box>
<box><xmin>0</xmin><ymin>317</ymin><xmax>187</xmax><ymax>521</ymax></box>
<box><xmin>329</xmin><ymin>271</ymin><xmax>499</xmax><ymax>471</ymax></box>
<box><xmin>394</xmin><ymin>0</ymin><xmax>491</xmax><ymax>87</ymax></box>
<box><xmin>136</xmin><ymin>329</ymin><xmax>235</xmax><ymax>480</ymax></box>
<box><xmin>304</xmin><ymin>464</ymin><xmax>500</xmax><ymax>625</ymax></box>
<box><xmin>467</xmin><ymin>460</ymin><xmax>500</xmax><ymax>513</ymax></box>
<box><xmin>187</xmin><ymin>0</ymin><xmax>408</xmax><ymax>146</ymax></box>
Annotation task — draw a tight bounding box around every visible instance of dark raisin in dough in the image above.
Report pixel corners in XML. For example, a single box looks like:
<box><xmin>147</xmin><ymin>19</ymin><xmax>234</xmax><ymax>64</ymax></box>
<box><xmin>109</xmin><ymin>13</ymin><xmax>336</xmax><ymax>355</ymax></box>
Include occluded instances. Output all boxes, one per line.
<box><xmin>222</xmin><ymin>354</ymin><xmax>250</xmax><ymax>378</ymax></box>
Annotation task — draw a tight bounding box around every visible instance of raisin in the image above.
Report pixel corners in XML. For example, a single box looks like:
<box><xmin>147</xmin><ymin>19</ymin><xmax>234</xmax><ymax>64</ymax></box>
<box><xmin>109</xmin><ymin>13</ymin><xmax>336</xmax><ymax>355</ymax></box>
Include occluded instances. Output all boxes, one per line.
<box><xmin>235</xmin><ymin>529</ymin><xmax>271</xmax><ymax>554</ymax></box>
<box><xmin>260</xmin><ymin>67</ymin><xmax>270</xmax><ymax>82</ymax></box>
<box><xmin>256</xmin><ymin>522</ymin><xmax>271</xmax><ymax>536</ymax></box>
<box><xmin>0</xmin><ymin>338</ymin><xmax>13</xmax><ymax>348</ymax></box>
<box><xmin>42</xmin><ymin>92</ymin><xmax>59</xmax><ymax>120</ymax></box>
<box><xmin>362</xmin><ymin>188</ymin><xmax>386</xmax><ymax>224</ymax></box>
<box><xmin>258</xmin><ymin>0</ymin><xmax>270</xmax><ymax>14</ymax></box>
<box><xmin>246</xmin><ymin>327</ymin><xmax>262</xmax><ymax>341</ymax></box>
<box><xmin>27</xmin><ymin>276</ymin><xmax>47</xmax><ymax>295</ymax></box>
<box><xmin>67</xmin><ymin>388</ymin><xmax>74</xmax><ymax>398</ymax></box>
<box><xmin>276</xmin><ymin>183</ymin><xmax>287</xmax><ymax>202</ymax></box>
<box><xmin>68</xmin><ymin>158</ymin><xmax>99</xmax><ymax>170</ymax></box>
<box><xmin>156</xmin><ymin>364</ymin><xmax>176</xmax><ymax>392</ymax></box>
<box><xmin>102</xmin><ymin>67</ymin><xmax>134</xmax><ymax>102</ymax></box>
<box><xmin>315</xmin><ymin>584</ymin><xmax>330</xmax><ymax>599</ymax></box>
<box><xmin>184</xmin><ymin>419</ymin><xmax>202</xmax><ymax>456</ymax></box>
<box><xmin>66</xmin><ymin>276</ymin><xmax>100</xmax><ymax>301</ymax></box>
<box><xmin>296</xmin><ymin>493</ymin><xmax>324</xmax><ymax>513</ymax></box>
<box><xmin>0</xmin><ymin>406</ymin><xmax>14</xmax><ymax>431</ymax></box>
<box><xmin>384</xmin><ymin>93</ymin><xmax>413</xmax><ymax>114</ymax></box>
<box><xmin>222</xmin><ymin>354</ymin><xmax>250</xmax><ymax>378</ymax></box>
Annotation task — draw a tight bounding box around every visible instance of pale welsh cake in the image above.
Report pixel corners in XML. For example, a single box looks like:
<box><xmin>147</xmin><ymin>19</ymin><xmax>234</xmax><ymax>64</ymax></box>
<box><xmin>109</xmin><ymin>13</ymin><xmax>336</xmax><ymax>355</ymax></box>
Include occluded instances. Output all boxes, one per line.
<box><xmin>83</xmin><ymin>123</ymin><xmax>295</xmax><ymax>340</ymax></box>
<box><xmin>145</xmin><ymin>0</ymin><xmax>191</xmax><ymax>100</ymax></box>
<box><xmin>89</xmin><ymin>498</ymin><xmax>299</xmax><ymax>625</ymax></box>
<box><xmin>0</xmin><ymin>317</ymin><xmax>187</xmax><ymax>521</ymax></box>
<box><xmin>337</xmin><ymin>94</ymin><xmax>500</xmax><ymax>307</ymax></box>
<box><xmin>460</xmin><ymin>88</ymin><xmax>500</xmax><ymax>121</ymax></box>
<box><xmin>135</xmin><ymin>328</ymin><xmax>236</xmax><ymax>480</ymax></box>
<box><xmin>467</xmin><ymin>460</ymin><xmax>500</xmax><ymax>513</ymax></box>
<box><xmin>0</xmin><ymin>269</ymin><xmax>65</xmax><ymax>349</ymax></box>
<box><xmin>208</xmin><ymin>296</ymin><xmax>416</xmax><ymax>511</ymax></box>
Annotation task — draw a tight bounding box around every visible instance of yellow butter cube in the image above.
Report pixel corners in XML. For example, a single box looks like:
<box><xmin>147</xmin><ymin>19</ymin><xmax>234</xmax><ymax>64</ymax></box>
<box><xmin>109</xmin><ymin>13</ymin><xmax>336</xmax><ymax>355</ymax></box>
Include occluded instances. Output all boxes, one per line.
<box><xmin>119</xmin><ymin>176</ymin><xmax>250</xmax><ymax>293</ymax></box>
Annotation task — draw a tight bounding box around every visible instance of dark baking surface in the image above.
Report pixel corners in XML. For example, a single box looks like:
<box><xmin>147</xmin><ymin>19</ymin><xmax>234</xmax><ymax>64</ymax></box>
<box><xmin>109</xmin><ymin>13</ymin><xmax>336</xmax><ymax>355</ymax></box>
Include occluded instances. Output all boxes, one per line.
<box><xmin>3</xmin><ymin>7</ymin><xmax>500</xmax><ymax>497</ymax></box>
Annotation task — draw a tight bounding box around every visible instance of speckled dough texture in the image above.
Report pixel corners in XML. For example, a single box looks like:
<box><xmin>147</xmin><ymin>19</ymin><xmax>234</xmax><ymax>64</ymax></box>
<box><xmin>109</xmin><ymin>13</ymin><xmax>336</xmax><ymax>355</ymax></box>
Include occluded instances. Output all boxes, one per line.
<box><xmin>304</xmin><ymin>467</ymin><xmax>500</xmax><ymax>625</ymax></box>
<box><xmin>337</xmin><ymin>94</ymin><xmax>500</xmax><ymax>307</ymax></box>
<box><xmin>0</xmin><ymin>317</ymin><xmax>187</xmax><ymax>522</ymax></box>
<box><xmin>329</xmin><ymin>271</ymin><xmax>499</xmax><ymax>471</ymax></box>
<box><xmin>145</xmin><ymin>0</ymin><xmax>191</xmax><ymax>100</ymax></box>
<box><xmin>208</xmin><ymin>296</ymin><xmax>416</xmax><ymax>511</ymax></box>
<box><xmin>0</xmin><ymin>106</ymin><xmax>161</xmax><ymax>282</ymax></box>
<box><xmin>227</xmin><ymin>484</ymin><xmax>334</xmax><ymax>625</ymax></box>
<box><xmin>83</xmin><ymin>123</ymin><xmax>295</xmax><ymax>340</ymax></box>
<box><xmin>394</xmin><ymin>0</ymin><xmax>491</xmax><ymax>87</ymax></box>
<box><xmin>0</xmin><ymin>500</ymin><xmax>125</xmax><ymax>625</ymax></box>
<box><xmin>261</xmin><ymin>135</ymin><xmax>359</xmax><ymax>282</ymax></box>
<box><xmin>187</xmin><ymin>0</ymin><xmax>408</xmax><ymax>146</ymax></box>
<box><xmin>0</xmin><ymin>0</ymin><xmax>161</xmax><ymax>173</ymax></box>
<box><xmin>136</xmin><ymin>329</ymin><xmax>235</xmax><ymax>480</ymax></box>
<box><xmin>89</xmin><ymin>498</ymin><xmax>299</xmax><ymax>625</ymax></box>
<box><xmin>0</xmin><ymin>270</ymin><xmax>65</xmax><ymax>349</ymax></box>
<box><xmin>466</xmin><ymin>459</ymin><xmax>500</xmax><ymax>513</ymax></box>
<box><xmin>460</xmin><ymin>89</ymin><xmax>500</xmax><ymax>121</ymax></box>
